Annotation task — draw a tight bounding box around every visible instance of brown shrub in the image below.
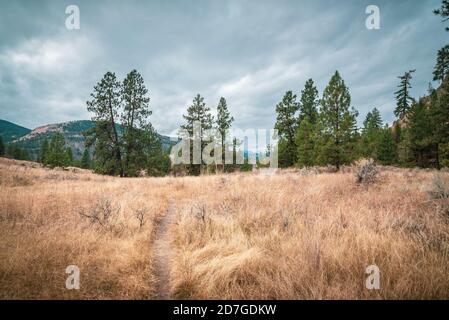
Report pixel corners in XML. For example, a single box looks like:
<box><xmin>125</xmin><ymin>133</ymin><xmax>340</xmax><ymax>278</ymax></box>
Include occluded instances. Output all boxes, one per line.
<box><xmin>355</xmin><ymin>159</ymin><xmax>378</xmax><ymax>184</ymax></box>
<box><xmin>428</xmin><ymin>173</ymin><xmax>449</xmax><ymax>200</ymax></box>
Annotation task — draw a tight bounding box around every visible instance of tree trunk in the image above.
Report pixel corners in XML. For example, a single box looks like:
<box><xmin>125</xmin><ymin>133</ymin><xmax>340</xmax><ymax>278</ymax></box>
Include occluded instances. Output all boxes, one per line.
<box><xmin>124</xmin><ymin>101</ymin><xmax>135</xmax><ymax>174</ymax></box>
<box><xmin>109</xmin><ymin>99</ymin><xmax>123</xmax><ymax>177</ymax></box>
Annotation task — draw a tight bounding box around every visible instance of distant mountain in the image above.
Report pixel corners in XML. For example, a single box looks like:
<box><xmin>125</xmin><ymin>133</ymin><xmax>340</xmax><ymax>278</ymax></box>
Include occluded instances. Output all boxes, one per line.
<box><xmin>0</xmin><ymin>119</ymin><xmax>176</xmax><ymax>161</ymax></box>
<box><xmin>13</xmin><ymin>120</ymin><xmax>96</xmax><ymax>160</ymax></box>
<box><xmin>0</xmin><ymin>119</ymin><xmax>31</xmax><ymax>143</ymax></box>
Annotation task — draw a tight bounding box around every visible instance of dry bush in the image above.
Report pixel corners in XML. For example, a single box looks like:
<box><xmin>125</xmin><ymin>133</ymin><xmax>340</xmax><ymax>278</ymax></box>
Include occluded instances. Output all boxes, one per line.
<box><xmin>297</xmin><ymin>167</ymin><xmax>319</xmax><ymax>176</ymax></box>
<box><xmin>134</xmin><ymin>207</ymin><xmax>149</xmax><ymax>228</ymax></box>
<box><xmin>427</xmin><ymin>173</ymin><xmax>449</xmax><ymax>218</ymax></box>
<box><xmin>78</xmin><ymin>197</ymin><xmax>121</xmax><ymax>227</ymax></box>
<box><xmin>428</xmin><ymin>173</ymin><xmax>449</xmax><ymax>200</ymax></box>
<box><xmin>355</xmin><ymin>159</ymin><xmax>378</xmax><ymax>184</ymax></box>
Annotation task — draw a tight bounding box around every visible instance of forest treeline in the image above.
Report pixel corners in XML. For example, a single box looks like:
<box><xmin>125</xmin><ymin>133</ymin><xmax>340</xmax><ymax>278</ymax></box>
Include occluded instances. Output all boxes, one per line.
<box><xmin>272</xmin><ymin>0</ymin><xmax>449</xmax><ymax>170</ymax></box>
<box><xmin>1</xmin><ymin>0</ymin><xmax>448</xmax><ymax>176</ymax></box>
<box><xmin>274</xmin><ymin>69</ymin><xmax>449</xmax><ymax>170</ymax></box>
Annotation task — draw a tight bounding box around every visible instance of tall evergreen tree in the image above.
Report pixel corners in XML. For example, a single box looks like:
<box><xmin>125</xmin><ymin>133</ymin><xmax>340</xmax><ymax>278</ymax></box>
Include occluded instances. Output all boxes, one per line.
<box><xmin>394</xmin><ymin>70</ymin><xmax>416</xmax><ymax>118</ymax></box>
<box><xmin>147</xmin><ymin>146</ymin><xmax>171</xmax><ymax>177</ymax></box>
<box><xmin>121</xmin><ymin>69</ymin><xmax>157</xmax><ymax>177</ymax></box>
<box><xmin>85</xmin><ymin>72</ymin><xmax>124</xmax><ymax>176</ymax></box>
<box><xmin>434</xmin><ymin>0</ymin><xmax>449</xmax><ymax>31</ymax></box>
<box><xmin>215</xmin><ymin>97</ymin><xmax>234</xmax><ymax>169</ymax></box>
<box><xmin>397</xmin><ymin>127</ymin><xmax>415</xmax><ymax>167</ymax></box>
<box><xmin>85</xmin><ymin>70</ymin><xmax>164</xmax><ymax>177</ymax></box>
<box><xmin>318</xmin><ymin>71</ymin><xmax>358</xmax><ymax>169</ymax></box>
<box><xmin>433</xmin><ymin>45</ymin><xmax>449</xmax><ymax>82</ymax></box>
<box><xmin>65</xmin><ymin>147</ymin><xmax>73</xmax><ymax>166</ymax></box>
<box><xmin>408</xmin><ymin>101</ymin><xmax>434</xmax><ymax>167</ymax></box>
<box><xmin>377</xmin><ymin>126</ymin><xmax>398</xmax><ymax>165</ymax></box>
<box><xmin>360</xmin><ymin>108</ymin><xmax>383</xmax><ymax>159</ymax></box>
<box><xmin>0</xmin><ymin>135</ymin><xmax>4</xmax><ymax>156</ymax></box>
<box><xmin>81</xmin><ymin>148</ymin><xmax>91</xmax><ymax>169</ymax></box>
<box><xmin>275</xmin><ymin>90</ymin><xmax>299</xmax><ymax>167</ymax></box>
<box><xmin>431</xmin><ymin>79</ymin><xmax>449</xmax><ymax>167</ymax></box>
<box><xmin>295</xmin><ymin>118</ymin><xmax>317</xmax><ymax>167</ymax></box>
<box><xmin>296</xmin><ymin>79</ymin><xmax>319</xmax><ymax>167</ymax></box>
<box><xmin>181</xmin><ymin>94</ymin><xmax>214</xmax><ymax>135</ymax></box>
<box><xmin>363</xmin><ymin>108</ymin><xmax>382</xmax><ymax>130</ymax></box>
<box><xmin>46</xmin><ymin>133</ymin><xmax>69</xmax><ymax>168</ymax></box>
<box><xmin>299</xmin><ymin>79</ymin><xmax>319</xmax><ymax>124</ymax></box>
<box><xmin>180</xmin><ymin>94</ymin><xmax>214</xmax><ymax>175</ymax></box>
<box><xmin>40</xmin><ymin>139</ymin><xmax>49</xmax><ymax>164</ymax></box>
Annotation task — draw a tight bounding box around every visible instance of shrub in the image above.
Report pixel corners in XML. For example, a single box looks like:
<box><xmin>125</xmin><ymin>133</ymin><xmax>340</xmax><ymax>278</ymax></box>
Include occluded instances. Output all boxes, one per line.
<box><xmin>428</xmin><ymin>174</ymin><xmax>449</xmax><ymax>200</ymax></box>
<box><xmin>355</xmin><ymin>158</ymin><xmax>378</xmax><ymax>184</ymax></box>
<box><xmin>134</xmin><ymin>207</ymin><xmax>148</xmax><ymax>228</ymax></box>
<box><xmin>78</xmin><ymin>197</ymin><xmax>120</xmax><ymax>227</ymax></box>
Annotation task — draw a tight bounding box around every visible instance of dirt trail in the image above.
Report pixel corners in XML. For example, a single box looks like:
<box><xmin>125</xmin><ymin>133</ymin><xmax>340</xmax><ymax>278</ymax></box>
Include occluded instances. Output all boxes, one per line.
<box><xmin>152</xmin><ymin>199</ymin><xmax>176</xmax><ymax>299</ymax></box>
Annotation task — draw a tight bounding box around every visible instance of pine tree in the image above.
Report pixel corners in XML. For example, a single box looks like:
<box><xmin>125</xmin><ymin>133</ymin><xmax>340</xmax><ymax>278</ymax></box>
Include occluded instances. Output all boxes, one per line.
<box><xmin>215</xmin><ymin>97</ymin><xmax>234</xmax><ymax>170</ymax></box>
<box><xmin>363</xmin><ymin>108</ymin><xmax>382</xmax><ymax>130</ymax></box>
<box><xmin>180</xmin><ymin>94</ymin><xmax>214</xmax><ymax>175</ymax></box>
<box><xmin>434</xmin><ymin>0</ymin><xmax>449</xmax><ymax>31</ymax></box>
<box><xmin>433</xmin><ymin>45</ymin><xmax>449</xmax><ymax>82</ymax></box>
<box><xmin>0</xmin><ymin>135</ymin><xmax>4</xmax><ymax>156</ymax></box>
<box><xmin>65</xmin><ymin>147</ymin><xmax>73</xmax><ymax>167</ymax></box>
<box><xmin>181</xmin><ymin>94</ymin><xmax>214</xmax><ymax>135</ymax></box>
<box><xmin>299</xmin><ymin>79</ymin><xmax>319</xmax><ymax>124</ymax></box>
<box><xmin>47</xmin><ymin>133</ymin><xmax>68</xmax><ymax>168</ymax></box>
<box><xmin>274</xmin><ymin>90</ymin><xmax>299</xmax><ymax>167</ymax></box>
<box><xmin>81</xmin><ymin>148</ymin><xmax>91</xmax><ymax>169</ymax></box>
<box><xmin>295</xmin><ymin>79</ymin><xmax>319</xmax><ymax>167</ymax></box>
<box><xmin>377</xmin><ymin>126</ymin><xmax>398</xmax><ymax>165</ymax></box>
<box><xmin>397</xmin><ymin>127</ymin><xmax>414</xmax><ymax>167</ymax></box>
<box><xmin>6</xmin><ymin>144</ymin><xmax>29</xmax><ymax>160</ymax></box>
<box><xmin>121</xmin><ymin>69</ymin><xmax>157</xmax><ymax>177</ymax></box>
<box><xmin>394</xmin><ymin>70</ymin><xmax>416</xmax><ymax>118</ymax></box>
<box><xmin>408</xmin><ymin>101</ymin><xmax>434</xmax><ymax>167</ymax></box>
<box><xmin>85</xmin><ymin>72</ymin><xmax>124</xmax><ymax>176</ymax></box>
<box><xmin>431</xmin><ymin>79</ymin><xmax>449</xmax><ymax>167</ymax></box>
<box><xmin>40</xmin><ymin>139</ymin><xmax>49</xmax><ymax>164</ymax></box>
<box><xmin>360</xmin><ymin>108</ymin><xmax>383</xmax><ymax>159</ymax></box>
<box><xmin>85</xmin><ymin>70</ymin><xmax>164</xmax><ymax>177</ymax></box>
<box><xmin>147</xmin><ymin>146</ymin><xmax>171</xmax><ymax>177</ymax></box>
<box><xmin>362</xmin><ymin>111</ymin><xmax>373</xmax><ymax>130</ymax></box>
<box><xmin>318</xmin><ymin>71</ymin><xmax>358</xmax><ymax>169</ymax></box>
<box><xmin>295</xmin><ymin>118</ymin><xmax>316</xmax><ymax>167</ymax></box>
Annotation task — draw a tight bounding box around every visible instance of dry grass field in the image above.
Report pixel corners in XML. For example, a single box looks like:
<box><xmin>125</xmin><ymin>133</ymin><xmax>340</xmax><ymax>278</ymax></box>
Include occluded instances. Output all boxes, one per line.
<box><xmin>1</xmin><ymin>157</ymin><xmax>448</xmax><ymax>299</ymax></box>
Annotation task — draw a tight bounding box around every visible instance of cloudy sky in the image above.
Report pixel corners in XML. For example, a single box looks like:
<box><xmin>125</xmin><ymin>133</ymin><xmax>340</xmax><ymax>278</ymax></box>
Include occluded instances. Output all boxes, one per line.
<box><xmin>0</xmin><ymin>0</ymin><xmax>446</xmax><ymax>135</ymax></box>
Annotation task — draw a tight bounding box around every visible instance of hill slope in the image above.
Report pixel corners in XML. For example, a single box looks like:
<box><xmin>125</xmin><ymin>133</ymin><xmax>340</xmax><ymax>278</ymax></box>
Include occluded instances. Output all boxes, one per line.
<box><xmin>0</xmin><ymin>119</ymin><xmax>175</xmax><ymax>161</ymax></box>
<box><xmin>0</xmin><ymin>119</ymin><xmax>31</xmax><ymax>143</ymax></box>
<box><xmin>14</xmin><ymin>120</ymin><xmax>96</xmax><ymax>160</ymax></box>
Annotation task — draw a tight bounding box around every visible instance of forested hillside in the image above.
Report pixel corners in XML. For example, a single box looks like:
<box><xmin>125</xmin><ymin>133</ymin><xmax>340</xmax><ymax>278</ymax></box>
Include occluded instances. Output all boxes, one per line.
<box><xmin>0</xmin><ymin>119</ymin><xmax>175</xmax><ymax>161</ymax></box>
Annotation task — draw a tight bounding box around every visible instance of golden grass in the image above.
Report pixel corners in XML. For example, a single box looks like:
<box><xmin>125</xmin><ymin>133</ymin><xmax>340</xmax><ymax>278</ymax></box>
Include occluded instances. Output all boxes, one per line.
<box><xmin>0</xmin><ymin>158</ymin><xmax>169</xmax><ymax>299</ymax></box>
<box><xmin>1</xmin><ymin>157</ymin><xmax>448</xmax><ymax>299</ymax></box>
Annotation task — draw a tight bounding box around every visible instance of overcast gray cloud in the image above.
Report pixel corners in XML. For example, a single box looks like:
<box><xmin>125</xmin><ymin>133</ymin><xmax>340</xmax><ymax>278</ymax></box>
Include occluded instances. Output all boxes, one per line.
<box><xmin>0</xmin><ymin>0</ymin><xmax>447</xmax><ymax>135</ymax></box>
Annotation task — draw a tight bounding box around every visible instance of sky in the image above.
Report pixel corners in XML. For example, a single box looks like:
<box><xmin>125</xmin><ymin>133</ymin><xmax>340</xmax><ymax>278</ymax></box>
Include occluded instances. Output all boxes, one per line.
<box><xmin>0</xmin><ymin>0</ymin><xmax>447</xmax><ymax>136</ymax></box>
